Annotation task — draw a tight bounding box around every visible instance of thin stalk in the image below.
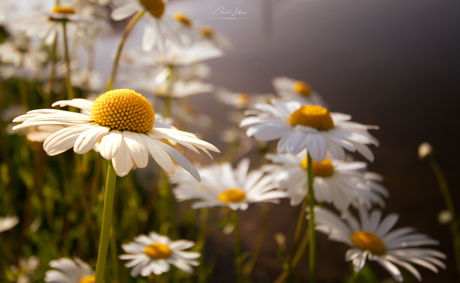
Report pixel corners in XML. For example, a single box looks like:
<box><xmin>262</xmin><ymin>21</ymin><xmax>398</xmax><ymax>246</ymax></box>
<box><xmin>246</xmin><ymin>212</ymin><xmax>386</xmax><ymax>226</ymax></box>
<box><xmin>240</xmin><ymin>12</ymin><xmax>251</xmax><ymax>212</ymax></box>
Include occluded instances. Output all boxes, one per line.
<box><xmin>231</xmin><ymin>210</ymin><xmax>243</xmax><ymax>282</ymax></box>
<box><xmin>243</xmin><ymin>204</ymin><xmax>269</xmax><ymax>277</ymax></box>
<box><xmin>95</xmin><ymin>162</ymin><xmax>117</xmax><ymax>283</ymax></box>
<box><xmin>427</xmin><ymin>157</ymin><xmax>460</xmax><ymax>279</ymax></box>
<box><xmin>47</xmin><ymin>35</ymin><xmax>58</xmax><ymax>105</ymax></box>
<box><xmin>106</xmin><ymin>11</ymin><xmax>145</xmax><ymax>91</ymax></box>
<box><xmin>197</xmin><ymin>208</ymin><xmax>209</xmax><ymax>282</ymax></box>
<box><xmin>162</xmin><ymin>66</ymin><xmax>174</xmax><ymax>118</ymax></box>
<box><xmin>307</xmin><ymin>152</ymin><xmax>316</xmax><ymax>283</ymax></box>
<box><xmin>61</xmin><ymin>21</ymin><xmax>75</xmax><ymax>101</ymax></box>
<box><xmin>110</xmin><ymin>227</ymin><xmax>119</xmax><ymax>283</ymax></box>
<box><xmin>274</xmin><ymin>230</ymin><xmax>309</xmax><ymax>283</ymax></box>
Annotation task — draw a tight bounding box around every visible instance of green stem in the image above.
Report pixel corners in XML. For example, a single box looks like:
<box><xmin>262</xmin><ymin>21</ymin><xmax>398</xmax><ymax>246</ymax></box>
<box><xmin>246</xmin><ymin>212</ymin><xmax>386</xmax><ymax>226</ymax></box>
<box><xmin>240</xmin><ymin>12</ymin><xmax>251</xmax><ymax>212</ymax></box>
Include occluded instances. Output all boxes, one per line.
<box><xmin>307</xmin><ymin>152</ymin><xmax>316</xmax><ymax>283</ymax></box>
<box><xmin>106</xmin><ymin>11</ymin><xmax>145</xmax><ymax>91</ymax></box>
<box><xmin>243</xmin><ymin>203</ymin><xmax>268</xmax><ymax>277</ymax></box>
<box><xmin>47</xmin><ymin>35</ymin><xmax>58</xmax><ymax>105</ymax></box>
<box><xmin>162</xmin><ymin>65</ymin><xmax>174</xmax><ymax>118</ymax></box>
<box><xmin>427</xmin><ymin>157</ymin><xmax>460</xmax><ymax>280</ymax></box>
<box><xmin>110</xmin><ymin>226</ymin><xmax>119</xmax><ymax>283</ymax></box>
<box><xmin>231</xmin><ymin>210</ymin><xmax>243</xmax><ymax>282</ymax></box>
<box><xmin>274</xmin><ymin>230</ymin><xmax>309</xmax><ymax>283</ymax></box>
<box><xmin>95</xmin><ymin>162</ymin><xmax>117</xmax><ymax>283</ymax></box>
<box><xmin>198</xmin><ymin>208</ymin><xmax>209</xmax><ymax>282</ymax></box>
<box><xmin>62</xmin><ymin>21</ymin><xmax>75</xmax><ymax>101</ymax></box>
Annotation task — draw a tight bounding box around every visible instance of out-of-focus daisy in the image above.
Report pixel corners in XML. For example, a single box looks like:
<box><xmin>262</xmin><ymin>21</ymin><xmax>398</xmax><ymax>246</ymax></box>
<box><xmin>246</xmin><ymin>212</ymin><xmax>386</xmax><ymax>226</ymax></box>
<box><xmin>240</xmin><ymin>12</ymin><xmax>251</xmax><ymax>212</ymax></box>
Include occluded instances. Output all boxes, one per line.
<box><xmin>217</xmin><ymin>88</ymin><xmax>273</xmax><ymax>109</ymax></box>
<box><xmin>263</xmin><ymin>153</ymin><xmax>387</xmax><ymax>209</ymax></box>
<box><xmin>111</xmin><ymin>0</ymin><xmax>180</xmax><ymax>51</ymax></box>
<box><xmin>10</xmin><ymin>256</ymin><xmax>39</xmax><ymax>283</ymax></box>
<box><xmin>44</xmin><ymin>257</ymin><xmax>94</xmax><ymax>283</ymax></box>
<box><xmin>171</xmin><ymin>158</ymin><xmax>286</xmax><ymax>210</ymax></box>
<box><xmin>198</xmin><ymin>25</ymin><xmax>232</xmax><ymax>50</ymax></box>
<box><xmin>0</xmin><ymin>215</ymin><xmax>19</xmax><ymax>233</ymax></box>
<box><xmin>13</xmin><ymin>5</ymin><xmax>81</xmax><ymax>45</ymax></box>
<box><xmin>12</xmin><ymin>89</ymin><xmax>219</xmax><ymax>179</ymax></box>
<box><xmin>0</xmin><ymin>37</ymin><xmax>48</xmax><ymax>71</ymax></box>
<box><xmin>240</xmin><ymin>99</ymin><xmax>378</xmax><ymax>162</ymax></box>
<box><xmin>314</xmin><ymin>206</ymin><xmax>446</xmax><ymax>282</ymax></box>
<box><xmin>273</xmin><ymin>77</ymin><xmax>326</xmax><ymax>106</ymax></box>
<box><xmin>172</xmin><ymin>12</ymin><xmax>196</xmax><ymax>45</ymax></box>
<box><xmin>151</xmin><ymin>42</ymin><xmax>223</xmax><ymax>67</ymax></box>
<box><xmin>119</xmin><ymin>232</ymin><xmax>200</xmax><ymax>277</ymax></box>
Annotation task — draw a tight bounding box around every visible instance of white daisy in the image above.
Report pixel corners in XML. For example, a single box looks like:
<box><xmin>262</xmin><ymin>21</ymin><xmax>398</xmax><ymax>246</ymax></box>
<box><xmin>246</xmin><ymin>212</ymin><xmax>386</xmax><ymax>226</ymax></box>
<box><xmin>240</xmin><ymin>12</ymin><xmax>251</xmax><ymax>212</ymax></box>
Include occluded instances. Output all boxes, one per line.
<box><xmin>273</xmin><ymin>76</ymin><xmax>326</xmax><ymax>106</ymax></box>
<box><xmin>171</xmin><ymin>158</ymin><xmax>287</xmax><ymax>210</ymax></box>
<box><xmin>314</xmin><ymin>206</ymin><xmax>446</xmax><ymax>282</ymax></box>
<box><xmin>150</xmin><ymin>41</ymin><xmax>223</xmax><ymax>67</ymax></box>
<box><xmin>197</xmin><ymin>25</ymin><xmax>232</xmax><ymax>50</ymax></box>
<box><xmin>13</xmin><ymin>6</ymin><xmax>81</xmax><ymax>45</ymax></box>
<box><xmin>0</xmin><ymin>215</ymin><xmax>19</xmax><ymax>233</ymax></box>
<box><xmin>0</xmin><ymin>37</ymin><xmax>48</xmax><ymax>71</ymax></box>
<box><xmin>119</xmin><ymin>232</ymin><xmax>200</xmax><ymax>277</ymax></box>
<box><xmin>111</xmin><ymin>0</ymin><xmax>180</xmax><ymax>51</ymax></box>
<box><xmin>263</xmin><ymin>152</ymin><xmax>387</xmax><ymax>209</ymax></box>
<box><xmin>44</xmin><ymin>257</ymin><xmax>94</xmax><ymax>283</ymax></box>
<box><xmin>240</xmin><ymin>99</ymin><xmax>379</xmax><ymax>162</ymax></box>
<box><xmin>11</xmin><ymin>256</ymin><xmax>40</xmax><ymax>283</ymax></box>
<box><xmin>12</xmin><ymin>89</ymin><xmax>219</xmax><ymax>179</ymax></box>
<box><xmin>216</xmin><ymin>88</ymin><xmax>274</xmax><ymax>109</ymax></box>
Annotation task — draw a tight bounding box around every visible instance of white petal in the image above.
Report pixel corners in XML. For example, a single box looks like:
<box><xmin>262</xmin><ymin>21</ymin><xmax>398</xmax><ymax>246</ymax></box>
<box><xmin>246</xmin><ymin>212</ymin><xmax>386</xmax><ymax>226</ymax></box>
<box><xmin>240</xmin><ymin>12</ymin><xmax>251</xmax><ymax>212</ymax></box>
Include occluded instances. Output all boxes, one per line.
<box><xmin>112</xmin><ymin>139</ymin><xmax>132</xmax><ymax>177</ymax></box>
<box><xmin>123</xmin><ymin>132</ymin><xmax>149</xmax><ymax>168</ymax></box>
<box><xmin>74</xmin><ymin>126</ymin><xmax>109</xmax><ymax>154</ymax></box>
<box><xmin>99</xmin><ymin>130</ymin><xmax>123</xmax><ymax>160</ymax></box>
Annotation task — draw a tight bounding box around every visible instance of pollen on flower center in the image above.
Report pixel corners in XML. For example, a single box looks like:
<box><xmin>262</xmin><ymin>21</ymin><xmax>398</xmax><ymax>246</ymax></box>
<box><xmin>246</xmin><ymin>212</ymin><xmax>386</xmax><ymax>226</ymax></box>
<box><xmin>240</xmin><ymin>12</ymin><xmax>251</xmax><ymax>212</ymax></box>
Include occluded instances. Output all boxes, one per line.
<box><xmin>218</xmin><ymin>188</ymin><xmax>246</xmax><ymax>203</ymax></box>
<box><xmin>145</xmin><ymin>243</ymin><xmax>172</xmax><ymax>259</ymax></box>
<box><xmin>174</xmin><ymin>13</ymin><xmax>192</xmax><ymax>26</ymax></box>
<box><xmin>139</xmin><ymin>0</ymin><xmax>165</xmax><ymax>18</ymax></box>
<box><xmin>200</xmin><ymin>26</ymin><xmax>214</xmax><ymax>38</ymax></box>
<box><xmin>288</xmin><ymin>105</ymin><xmax>334</xmax><ymax>130</ymax></box>
<box><xmin>79</xmin><ymin>276</ymin><xmax>96</xmax><ymax>283</ymax></box>
<box><xmin>350</xmin><ymin>231</ymin><xmax>386</xmax><ymax>255</ymax></box>
<box><xmin>91</xmin><ymin>89</ymin><xmax>155</xmax><ymax>133</ymax></box>
<box><xmin>236</xmin><ymin>93</ymin><xmax>250</xmax><ymax>105</ymax></box>
<box><xmin>293</xmin><ymin>81</ymin><xmax>311</xmax><ymax>97</ymax></box>
<box><xmin>51</xmin><ymin>6</ymin><xmax>76</xmax><ymax>14</ymax></box>
<box><xmin>301</xmin><ymin>158</ymin><xmax>334</xmax><ymax>177</ymax></box>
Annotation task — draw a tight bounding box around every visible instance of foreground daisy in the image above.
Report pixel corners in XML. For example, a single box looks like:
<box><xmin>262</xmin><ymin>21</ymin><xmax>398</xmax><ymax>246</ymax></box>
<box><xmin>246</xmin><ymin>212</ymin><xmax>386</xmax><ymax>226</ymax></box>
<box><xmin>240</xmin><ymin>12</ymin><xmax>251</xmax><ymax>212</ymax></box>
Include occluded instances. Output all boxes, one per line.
<box><xmin>119</xmin><ymin>232</ymin><xmax>200</xmax><ymax>276</ymax></box>
<box><xmin>45</xmin><ymin>257</ymin><xmax>94</xmax><ymax>283</ymax></box>
<box><xmin>12</xmin><ymin>89</ymin><xmax>219</xmax><ymax>179</ymax></box>
<box><xmin>0</xmin><ymin>215</ymin><xmax>19</xmax><ymax>233</ymax></box>
<box><xmin>263</xmin><ymin>153</ymin><xmax>387</xmax><ymax>209</ymax></box>
<box><xmin>171</xmin><ymin>158</ymin><xmax>287</xmax><ymax>210</ymax></box>
<box><xmin>314</xmin><ymin>206</ymin><xmax>446</xmax><ymax>282</ymax></box>
<box><xmin>240</xmin><ymin>99</ymin><xmax>378</xmax><ymax>162</ymax></box>
<box><xmin>272</xmin><ymin>77</ymin><xmax>326</xmax><ymax>106</ymax></box>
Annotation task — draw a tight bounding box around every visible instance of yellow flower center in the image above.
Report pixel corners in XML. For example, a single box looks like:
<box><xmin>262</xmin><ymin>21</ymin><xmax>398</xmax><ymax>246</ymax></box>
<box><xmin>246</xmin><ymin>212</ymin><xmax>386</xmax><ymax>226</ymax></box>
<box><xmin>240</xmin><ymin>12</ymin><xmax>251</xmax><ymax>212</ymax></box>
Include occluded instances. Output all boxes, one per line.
<box><xmin>139</xmin><ymin>0</ymin><xmax>165</xmax><ymax>18</ymax></box>
<box><xmin>79</xmin><ymin>276</ymin><xmax>95</xmax><ymax>283</ymax></box>
<box><xmin>200</xmin><ymin>26</ymin><xmax>214</xmax><ymax>38</ymax></box>
<box><xmin>173</xmin><ymin>13</ymin><xmax>192</xmax><ymax>27</ymax></box>
<box><xmin>91</xmin><ymin>89</ymin><xmax>155</xmax><ymax>133</ymax></box>
<box><xmin>350</xmin><ymin>231</ymin><xmax>386</xmax><ymax>255</ymax></box>
<box><xmin>288</xmin><ymin>105</ymin><xmax>334</xmax><ymax>130</ymax></box>
<box><xmin>301</xmin><ymin>158</ymin><xmax>334</xmax><ymax>177</ymax></box>
<box><xmin>236</xmin><ymin>93</ymin><xmax>250</xmax><ymax>106</ymax></box>
<box><xmin>50</xmin><ymin>6</ymin><xmax>76</xmax><ymax>14</ymax></box>
<box><xmin>292</xmin><ymin>81</ymin><xmax>311</xmax><ymax>97</ymax></box>
<box><xmin>144</xmin><ymin>243</ymin><xmax>172</xmax><ymax>259</ymax></box>
<box><xmin>218</xmin><ymin>188</ymin><xmax>246</xmax><ymax>203</ymax></box>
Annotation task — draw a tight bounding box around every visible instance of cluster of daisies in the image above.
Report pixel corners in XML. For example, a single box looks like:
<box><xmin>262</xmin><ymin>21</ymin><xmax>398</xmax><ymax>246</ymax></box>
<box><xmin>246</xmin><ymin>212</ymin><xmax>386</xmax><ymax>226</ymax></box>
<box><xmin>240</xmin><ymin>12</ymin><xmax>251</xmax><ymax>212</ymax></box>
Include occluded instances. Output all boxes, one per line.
<box><xmin>3</xmin><ymin>0</ymin><xmax>446</xmax><ymax>282</ymax></box>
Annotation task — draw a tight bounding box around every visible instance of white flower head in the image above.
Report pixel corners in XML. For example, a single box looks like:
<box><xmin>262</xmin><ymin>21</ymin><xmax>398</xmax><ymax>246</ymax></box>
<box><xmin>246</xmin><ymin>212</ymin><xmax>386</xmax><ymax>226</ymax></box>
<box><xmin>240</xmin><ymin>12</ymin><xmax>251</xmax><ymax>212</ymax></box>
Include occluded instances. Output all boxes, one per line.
<box><xmin>171</xmin><ymin>158</ymin><xmax>287</xmax><ymax>210</ymax></box>
<box><xmin>0</xmin><ymin>215</ymin><xmax>19</xmax><ymax>233</ymax></box>
<box><xmin>111</xmin><ymin>0</ymin><xmax>181</xmax><ymax>51</ymax></box>
<box><xmin>272</xmin><ymin>77</ymin><xmax>326</xmax><ymax>106</ymax></box>
<box><xmin>45</xmin><ymin>257</ymin><xmax>94</xmax><ymax>283</ymax></box>
<box><xmin>418</xmin><ymin>142</ymin><xmax>433</xmax><ymax>160</ymax></box>
<box><xmin>0</xmin><ymin>37</ymin><xmax>48</xmax><ymax>71</ymax></box>
<box><xmin>11</xmin><ymin>256</ymin><xmax>40</xmax><ymax>283</ymax></box>
<box><xmin>13</xmin><ymin>89</ymin><xmax>219</xmax><ymax>179</ymax></box>
<box><xmin>240</xmin><ymin>99</ymin><xmax>379</xmax><ymax>162</ymax></box>
<box><xmin>263</xmin><ymin>152</ymin><xmax>387</xmax><ymax>209</ymax></box>
<box><xmin>119</xmin><ymin>232</ymin><xmax>200</xmax><ymax>277</ymax></box>
<box><xmin>217</xmin><ymin>88</ymin><xmax>274</xmax><ymax>109</ymax></box>
<box><xmin>13</xmin><ymin>5</ymin><xmax>81</xmax><ymax>45</ymax></box>
<box><xmin>314</xmin><ymin>206</ymin><xmax>446</xmax><ymax>282</ymax></box>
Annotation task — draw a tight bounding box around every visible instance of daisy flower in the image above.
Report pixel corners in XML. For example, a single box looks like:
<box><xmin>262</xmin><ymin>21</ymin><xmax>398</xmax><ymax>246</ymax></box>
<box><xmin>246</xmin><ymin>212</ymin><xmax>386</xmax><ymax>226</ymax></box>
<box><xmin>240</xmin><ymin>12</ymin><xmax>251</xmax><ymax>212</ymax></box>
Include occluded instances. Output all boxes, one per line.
<box><xmin>263</xmin><ymin>152</ymin><xmax>387</xmax><ymax>209</ymax></box>
<box><xmin>12</xmin><ymin>89</ymin><xmax>219</xmax><ymax>179</ymax></box>
<box><xmin>119</xmin><ymin>232</ymin><xmax>200</xmax><ymax>277</ymax></box>
<box><xmin>198</xmin><ymin>25</ymin><xmax>232</xmax><ymax>50</ymax></box>
<box><xmin>240</xmin><ymin>99</ymin><xmax>379</xmax><ymax>162</ymax></box>
<box><xmin>216</xmin><ymin>88</ymin><xmax>273</xmax><ymax>109</ymax></box>
<box><xmin>10</xmin><ymin>256</ymin><xmax>39</xmax><ymax>283</ymax></box>
<box><xmin>0</xmin><ymin>37</ymin><xmax>48</xmax><ymax>71</ymax></box>
<box><xmin>111</xmin><ymin>0</ymin><xmax>180</xmax><ymax>51</ymax></box>
<box><xmin>13</xmin><ymin>5</ymin><xmax>81</xmax><ymax>45</ymax></box>
<box><xmin>273</xmin><ymin>76</ymin><xmax>326</xmax><ymax>106</ymax></box>
<box><xmin>314</xmin><ymin>206</ymin><xmax>446</xmax><ymax>282</ymax></box>
<box><xmin>44</xmin><ymin>257</ymin><xmax>94</xmax><ymax>283</ymax></box>
<box><xmin>151</xmin><ymin>41</ymin><xmax>224</xmax><ymax>67</ymax></box>
<box><xmin>0</xmin><ymin>215</ymin><xmax>19</xmax><ymax>233</ymax></box>
<box><xmin>171</xmin><ymin>158</ymin><xmax>287</xmax><ymax>210</ymax></box>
